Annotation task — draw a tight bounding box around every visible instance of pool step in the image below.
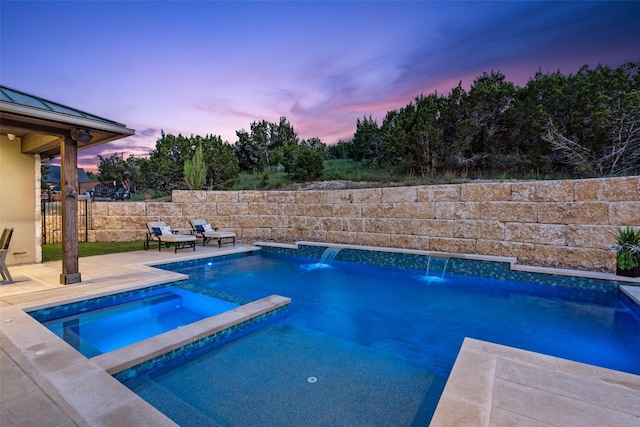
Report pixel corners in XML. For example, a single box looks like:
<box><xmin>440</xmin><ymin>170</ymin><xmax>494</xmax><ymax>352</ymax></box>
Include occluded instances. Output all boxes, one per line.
<box><xmin>92</xmin><ymin>294</ymin><xmax>290</xmax><ymax>375</ymax></box>
<box><xmin>125</xmin><ymin>377</ymin><xmax>219</xmax><ymax>427</ymax></box>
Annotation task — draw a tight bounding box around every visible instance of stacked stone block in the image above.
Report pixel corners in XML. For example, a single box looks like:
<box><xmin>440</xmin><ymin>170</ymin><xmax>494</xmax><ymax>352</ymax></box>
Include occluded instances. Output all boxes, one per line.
<box><xmin>87</xmin><ymin>176</ymin><xmax>639</xmax><ymax>273</ymax></box>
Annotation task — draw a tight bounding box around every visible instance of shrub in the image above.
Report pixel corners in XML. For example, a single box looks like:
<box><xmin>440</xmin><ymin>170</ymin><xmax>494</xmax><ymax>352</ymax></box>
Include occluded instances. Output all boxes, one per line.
<box><xmin>283</xmin><ymin>145</ymin><xmax>324</xmax><ymax>182</ymax></box>
<box><xmin>184</xmin><ymin>145</ymin><xmax>206</xmax><ymax>190</ymax></box>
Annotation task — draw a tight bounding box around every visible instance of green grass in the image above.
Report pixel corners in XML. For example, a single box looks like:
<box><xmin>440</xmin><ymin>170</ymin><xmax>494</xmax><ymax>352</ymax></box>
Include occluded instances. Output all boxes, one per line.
<box><xmin>232</xmin><ymin>160</ymin><xmax>407</xmax><ymax>190</ymax></box>
<box><xmin>42</xmin><ymin>241</ymin><xmax>144</xmax><ymax>262</ymax></box>
<box><xmin>321</xmin><ymin>159</ymin><xmax>401</xmax><ymax>182</ymax></box>
<box><xmin>232</xmin><ymin>170</ymin><xmax>292</xmax><ymax>190</ymax></box>
<box><xmin>229</xmin><ymin>159</ymin><xmax>577</xmax><ymax>190</ymax></box>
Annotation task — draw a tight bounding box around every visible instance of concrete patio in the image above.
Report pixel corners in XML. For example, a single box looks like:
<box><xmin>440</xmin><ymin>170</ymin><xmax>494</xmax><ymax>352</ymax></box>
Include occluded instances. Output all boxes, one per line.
<box><xmin>1</xmin><ymin>245</ymin><xmax>639</xmax><ymax>426</ymax></box>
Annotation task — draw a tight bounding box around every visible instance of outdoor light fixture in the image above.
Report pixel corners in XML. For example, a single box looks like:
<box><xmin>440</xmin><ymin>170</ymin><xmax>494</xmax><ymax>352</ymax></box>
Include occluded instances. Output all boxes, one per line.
<box><xmin>7</xmin><ymin>133</ymin><xmax>16</xmax><ymax>140</ymax></box>
<box><xmin>70</xmin><ymin>128</ymin><xmax>93</xmax><ymax>143</ymax></box>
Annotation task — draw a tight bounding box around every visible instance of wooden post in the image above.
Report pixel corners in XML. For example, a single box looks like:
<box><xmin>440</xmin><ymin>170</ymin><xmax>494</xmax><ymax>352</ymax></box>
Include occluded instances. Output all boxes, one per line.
<box><xmin>60</xmin><ymin>134</ymin><xmax>81</xmax><ymax>284</ymax></box>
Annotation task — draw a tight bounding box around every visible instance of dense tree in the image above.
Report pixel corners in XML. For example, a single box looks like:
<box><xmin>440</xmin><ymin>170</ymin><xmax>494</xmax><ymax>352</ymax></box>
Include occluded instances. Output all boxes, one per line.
<box><xmin>349</xmin><ymin>62</ymin><xmax>638</xmax><ymax>178</ymax></box>
<box><xmin>146</xmin><ymin>132</ymin><xmax>191</xmax><ymax>191</ymax></box>
<box><xmin>326</xmin><ymin>140</ymin><xmax>352</xmax><ymax>160</ymax></box>
<box><xmin>540</xmin><ymin>63</ymin><xmax>640</xmax><ymax>175</ymax></box>
<box><xmin>465</xmin><ymin>71</ymin><xmax>517</xmax><ymax>168</ymax></box>
<box><xmin>351</xmin><ymin>116</ymin><xmax>384</xmax><ymax>165</ymax></box>
<box><xmin>201</xmin><ymin>135</ymin><xmax>240</xmax><ymax>189</ymax></box>
<box><xmin>147</xmin><ymin>132</ymin><xmax>238</xmax><ymax>191</ymax></box>
<box><xmin>270</xmin><ymin>116</ymin><xmax>298</xmax><ymax>148</ymax></box>
<box><xmin>233</xmin><ymin>129</ymin><xmax>259</xmax><ymax>172</ymax></box>
<box><xmin>282</xmin><ymin>144</ymin><xmax>324</xmax><ymax>181</ymax></box>
<box><xmin>302</xmin><ymin>137</ymin><xmax>327</xmax><ymax>157</ymax></box>
<box><xmin>231</xmin><ymin>116</ymin><xmax>325</xmax><ymax>181</ymax></box>
<box><xmin>250</xmin><ymin>120</ymin><xmax>271</xmax><ymax>170</ymax></box>
<box><xmin>233</xmin><ymin>116</ymin><xmax>299</xmax><ymax>172</ymax></box>
<box><xmin>97</xmin><ymin>152</ymin><xmax>144</xmax><ymax>193</ymax></box>
<box><xmin>381</xmin><ymin>94</ymin><xmax>445</xmax><ymax>177</ymax></box>
<box><xmin>507</xmin><ymin>71</ymin><xmax>562</xmax><ymax>173</ymax></box>
<box><xmin>438</xmin><ymin>82</ymin><xmax>472</xmax><ymax>171</ymax></box>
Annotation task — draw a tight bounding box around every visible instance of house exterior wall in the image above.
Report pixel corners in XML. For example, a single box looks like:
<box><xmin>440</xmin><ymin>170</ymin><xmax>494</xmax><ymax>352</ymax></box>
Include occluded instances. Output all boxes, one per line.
<box><xmin>86</xmin><ymin>176</ymin><xmax>639</xmax><ymax>273</ymax></box>
<box><xmin>0</xmin><ymin>135</ymin><xmax>40</xmax><ymax>265</ymax></box>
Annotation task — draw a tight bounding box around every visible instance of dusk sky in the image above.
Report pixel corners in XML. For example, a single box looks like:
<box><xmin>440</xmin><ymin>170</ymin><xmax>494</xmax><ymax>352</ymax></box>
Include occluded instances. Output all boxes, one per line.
<box><xmin>1</xmin><ymin>1</ymin><xmax>639</xmax><ymax>172</ymax></box>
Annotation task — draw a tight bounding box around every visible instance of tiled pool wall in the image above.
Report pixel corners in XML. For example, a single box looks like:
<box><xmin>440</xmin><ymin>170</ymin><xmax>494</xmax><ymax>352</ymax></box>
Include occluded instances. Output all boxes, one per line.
<box><xmin>176</xmin><ymin>281</ymin><xmax>254</xmax><ymax>306</ymax></box>
<box><xmin>152</xmin><ymin>252</ymin><xmax>258</xmax><ymax>305</ymax></box>
<box><xmin>258</xmin><ymin>244</ymin><xmax>627</xmax><ymax>294</ymax></box>
<box><xmin>114</xmin><ymin>304</ymin><xmax>288</xmax><ymax>381</ymax></box>
<box><xmin>28</xmin><ymin>283</ymin><xmax>171</xmax><ymax>322</ymax></box>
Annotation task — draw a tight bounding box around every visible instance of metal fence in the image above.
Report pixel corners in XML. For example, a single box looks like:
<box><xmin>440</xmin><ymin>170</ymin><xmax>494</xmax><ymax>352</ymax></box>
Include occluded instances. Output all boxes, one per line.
<box><xmin>41</xmin><ymin>198</ymin><xmax>90</xmax><ymax>244</ymax></box>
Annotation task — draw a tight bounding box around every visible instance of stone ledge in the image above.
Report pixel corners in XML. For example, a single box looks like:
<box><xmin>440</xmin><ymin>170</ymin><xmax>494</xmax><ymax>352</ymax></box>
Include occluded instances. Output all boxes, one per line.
<box><xmin>0</xmin><ymin>306</ymin><xmax>178</xmax><ymax>426</ymax></box>
<box><xmin>430</xmin><ymin>338</ymin><xmax>640</xmax><ymax>427</ymax></box>
<box><xmin>92</xmin><ymin>295</ymin><xmax>291</xmax><ymax>375</ymax></box>
<box><xmin>621</xmin><ymin>285</ymin><xmax>640</xmax><ymax>304</ymax></box>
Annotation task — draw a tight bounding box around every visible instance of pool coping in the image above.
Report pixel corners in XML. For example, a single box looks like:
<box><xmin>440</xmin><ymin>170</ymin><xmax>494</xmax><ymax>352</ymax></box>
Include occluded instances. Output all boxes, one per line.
<box><xmin>1</xmin><ymin>304</ymin><xmax>180</xmax><ymax>426</ymax></box>
<box><xmin>622</xmin><ymin>285</ymin><xmax>640</xmax><ymax>305</ymax></box>
<box><xmin>431</xmin><ymin>338</ymin><xmax>640</xmax><ymax>426</ymax></box>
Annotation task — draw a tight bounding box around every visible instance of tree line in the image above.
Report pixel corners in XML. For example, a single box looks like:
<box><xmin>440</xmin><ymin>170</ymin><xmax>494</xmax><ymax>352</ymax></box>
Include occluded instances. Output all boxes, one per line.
<box><xmin>97</xmin><ymin>62</ymin><xmax>639</xmax><ymax>192</ymax></box>
<box><xmin>332</xmin><ymin>62</ymin><xmax>639</xmax><ymax>178</ymax></box>
<box><xmin>97</xmin><ymin>117</ymin><xmax>326</xmax><ymax>193</ymax></box>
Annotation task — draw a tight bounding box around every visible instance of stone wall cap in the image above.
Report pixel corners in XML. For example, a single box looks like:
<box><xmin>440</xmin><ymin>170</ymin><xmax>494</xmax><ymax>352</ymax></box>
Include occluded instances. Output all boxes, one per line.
<box><xmin>253</xmin><ymin>241</ymin><xmax>298</xmax><ymax>249</ymax></box>
<box><xmin>292</xmin><ymin>241</ymin><xmax>518</xmax><ymax>263</ymax></box>
<box><xmin>512</xmin><ymin>263</ymin><xmax>640</xmax><ymax>283</ymax></box>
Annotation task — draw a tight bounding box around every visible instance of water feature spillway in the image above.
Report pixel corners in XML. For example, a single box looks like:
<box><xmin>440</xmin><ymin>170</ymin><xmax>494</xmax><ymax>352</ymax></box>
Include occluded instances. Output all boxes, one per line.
<box><xmin>319</xmin><ymin>247</ymin><xmax>341</xmax><ymax>266</ymax></box>
<box><xmin>420</xmin><ymin>257</ymin><xmax>450</xmax><ymax>283</ymax></box>
<box><xmin>300</xmin><ymin>247</ymin><xmax>342</xmax><ymax>272</ymax></box>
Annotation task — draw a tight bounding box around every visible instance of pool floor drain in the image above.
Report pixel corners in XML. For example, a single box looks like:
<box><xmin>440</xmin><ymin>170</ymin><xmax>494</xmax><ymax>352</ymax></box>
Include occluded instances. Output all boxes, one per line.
<box><xmin>307</xmin><ymin>376</ymin><xmax>317</xmax><ymax>383</ymax></box>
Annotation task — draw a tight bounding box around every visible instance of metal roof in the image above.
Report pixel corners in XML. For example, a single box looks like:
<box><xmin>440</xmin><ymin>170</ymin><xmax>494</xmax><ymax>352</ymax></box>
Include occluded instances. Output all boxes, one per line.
<box><xmin>0</xmin><ymin>85</ymin><xmax>134</xmax><ymax>158</ymax></box>
<box><xmin>0</xmin><ymin>86</ymin><xmax>127</xmax><ymax>128</ymax></box>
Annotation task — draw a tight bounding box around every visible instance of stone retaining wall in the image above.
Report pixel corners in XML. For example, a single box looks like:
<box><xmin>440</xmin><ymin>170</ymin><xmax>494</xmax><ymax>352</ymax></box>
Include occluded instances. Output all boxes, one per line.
<box><xmin>89</xmin><ymin>176</ymin><xmax>639</xmax><ymax>273</ymax></box>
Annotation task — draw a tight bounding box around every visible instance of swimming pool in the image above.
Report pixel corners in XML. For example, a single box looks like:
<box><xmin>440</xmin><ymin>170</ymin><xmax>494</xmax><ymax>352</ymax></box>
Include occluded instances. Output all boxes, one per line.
<box><xmin>30</xmin><ymin>286</ymin><xmax>238</xmax><ymax>357</ymax></box>
<box><xmin>119</xmin><ymin>251</ymin><xmax>640</xmax><ymax>426</ymax></box>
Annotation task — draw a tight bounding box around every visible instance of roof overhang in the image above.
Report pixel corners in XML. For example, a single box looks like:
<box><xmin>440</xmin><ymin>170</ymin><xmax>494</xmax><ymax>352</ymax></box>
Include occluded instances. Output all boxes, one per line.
<box><xmin>0</xmin><ymin>92</ymin><xmax>134</xmax><ymax>159</ymax></box>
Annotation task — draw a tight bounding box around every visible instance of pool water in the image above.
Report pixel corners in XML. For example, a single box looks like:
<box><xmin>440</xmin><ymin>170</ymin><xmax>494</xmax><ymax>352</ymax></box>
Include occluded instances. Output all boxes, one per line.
<box><xmin>123</xmin><ymin>253</ymin><xmax>640</xmax><ymax>426</ymax></box>
<box><xmin>36</xmin><ymin>286</ymin><xmax>238</xmax><ymax>357</ymax></box>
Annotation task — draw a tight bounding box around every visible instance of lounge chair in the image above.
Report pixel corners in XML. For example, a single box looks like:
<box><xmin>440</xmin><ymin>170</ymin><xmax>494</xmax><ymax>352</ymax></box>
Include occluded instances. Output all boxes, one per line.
<box><xmin>144</xmin><ymin>221</ymin><xmax>196</xmax><ymax>253</ymax></box>
<box><xmin>189</xmin><ymin>219</ymin><xmax>236</xmax><ymax>248</ymax></box>
<box><xmin>0</xmin><ymin>228</ymin><xmax>14</xmax><ymax>284</ymax></box>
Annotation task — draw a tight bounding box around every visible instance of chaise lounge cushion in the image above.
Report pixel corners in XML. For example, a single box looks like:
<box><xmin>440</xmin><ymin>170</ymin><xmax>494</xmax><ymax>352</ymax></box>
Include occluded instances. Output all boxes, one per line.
<box><xmin>159</xmin><ymin>226</ymin><xmax>173</xmax><ymax>235</ymax></box>
<box><xmin>145</xmin><ymin>221</ymin><xmax>196</xmax><ymax>252</ymax></box>
<box><xmin>156</xmin><ymin>234</ymin><xmax>196</xmax><ymax>243</ymax></box>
